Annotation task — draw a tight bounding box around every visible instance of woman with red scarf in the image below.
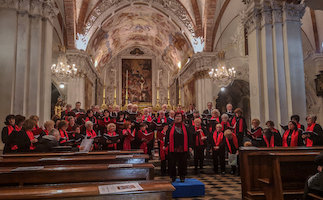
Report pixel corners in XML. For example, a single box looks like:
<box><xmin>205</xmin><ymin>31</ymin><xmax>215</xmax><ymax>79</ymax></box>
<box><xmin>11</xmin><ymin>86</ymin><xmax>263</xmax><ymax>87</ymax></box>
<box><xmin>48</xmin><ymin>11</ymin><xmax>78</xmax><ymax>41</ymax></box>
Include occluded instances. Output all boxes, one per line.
<box><xmin>208</xmin><ymin>109</ymin><xmax>221</xmax><ymax>134</ymax></box>
<box><xmin>58</xmin><ymin>120</ymin><xmax>69</xmax><ymax>145</ymax></box>
<box><xmin>247</xmin><ymin>119</ymin><xmax>263</xmax><ymax>139</ymax></box>
<box><xmin>253</xmin><ymin>128</ymin><xmax>282</xmax><ymax>147</ymax></box>
<box><xmin>1</xmin><ymin>115</ymin><xmax>15</xmax><ymax>144</ymax></box>
<box><xmin>210</xmin><ymin>124</ymin><xmax>226</xmax><ymax>174</ymax></box>
<box><xmin>220</xmin><ymin>114</ymin><xmax>231</xmax><ymax>132</ymax></box>
<box><xmin>30</xmin><ymin>115</ymin><xmax>43</xmax><ymax>136</ymax></box>
<box><xmin>41</xmin><ymin>120</ymin><xmax>55</xmax><ymax>137</ymax></box>
<box><xmin>137</xmin><ymin>123</ymin><xmax>154</xmax><ymax>154</ymax></box>
<box><xmin>157</xmin><ymin>123</ymin><xmax>169</xmax><ymax>176</ymax></box>
<box><xmin>232</xmin><ymin>108</ymin><xmax>247</xmax><ymax>147</ymax></box>
<box><xmin>282</xmin><ymin>121</ymin><xmax>303</xmax><ymax>147</ymax></box>
<box><xmin>165</xmin><ymin>112</ymin><xmax>192</xmax><ymax>182</ymax></box>
<box><xmin>100</xmin><ymin>123</ymin><xmax>120</xmax><ymax>150</ymax></box>
<box><xmin>85</xmin><ymin>121</ymin><xmax>97</xmax><ymax>139</ymax></box>
<box><xmin>4</xmin><ymin>119</ymin><xmax>37</xmax><ymax>153</ymax></box>
<box><xmin>224</xmin><ymin>129</ymin><xmax>239</xmax><ymax>175</ymax></box>
<box><xmin>122</xmin><ymin>121</ymin><xmax>135</xmax><ymax>150</ymax></box>
<box><xmin>191</xmin><ymin>118</ymin><xmax>207</xmax><ymax>174</ymax></box>
<box><xmin>302</xmin><ymin>115</ymin><xmax>323</xmax><ymax>147</ymax></box>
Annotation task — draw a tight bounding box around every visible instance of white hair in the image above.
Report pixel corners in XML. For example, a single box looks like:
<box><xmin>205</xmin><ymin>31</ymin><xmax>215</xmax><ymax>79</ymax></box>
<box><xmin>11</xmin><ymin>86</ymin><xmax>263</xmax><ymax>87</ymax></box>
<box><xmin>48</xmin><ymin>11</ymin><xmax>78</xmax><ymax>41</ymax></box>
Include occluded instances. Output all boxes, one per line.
<box><xmin>221</xmin><ymin>114</ymin><xmax>229</xmax><ymax>120</ymax></box>
<box><xmin>85</xmin><ymin>121</ymin><xmax>93</xmax><ymax>128</ymax></box>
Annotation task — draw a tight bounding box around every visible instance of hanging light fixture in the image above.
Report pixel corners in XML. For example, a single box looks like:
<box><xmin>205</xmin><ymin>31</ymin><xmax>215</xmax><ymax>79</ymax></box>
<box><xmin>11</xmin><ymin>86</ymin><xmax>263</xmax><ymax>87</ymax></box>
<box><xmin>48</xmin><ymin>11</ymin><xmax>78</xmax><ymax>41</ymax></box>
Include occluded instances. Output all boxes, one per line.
<box><xmin>209</xmin><ymin>0</ymin><xmax>237</xmax><ymax>87</ymax></box>
<box><xmin>209</xmin><ymin>51</ymin><xmax>236</xmax><ymax>86</ymax></box>
<box><xmin>51</xmin><ymin>46</ymin><xmax>79</xmax><ymax>80</ymax></box>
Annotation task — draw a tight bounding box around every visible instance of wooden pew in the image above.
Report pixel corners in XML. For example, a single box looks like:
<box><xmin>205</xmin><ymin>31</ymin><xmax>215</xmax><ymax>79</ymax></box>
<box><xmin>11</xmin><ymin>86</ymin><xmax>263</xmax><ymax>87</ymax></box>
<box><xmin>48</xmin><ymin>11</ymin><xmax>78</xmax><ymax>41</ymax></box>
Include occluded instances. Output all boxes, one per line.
<box><xmin>0</xmin><ymin>163</ymin><xmax>154</xmax><ymax>186</ymax></box>
<box><xmin>1</xmin><ymin>150</ymin><xmax>144</xmax><ymax>159</ymax></box>
<box><xmin>0</xmin><ymin>154</ymin><xmax>149</xmax><ymax>167</ymax></box>
<box><xmin>240</xmin><ymin>147</ymin><xmax>323</xmax><ymax>200</ymax></box>
<box><xmin>258</xmin><ymin>152</ymin><xmax>318</xmax><ymax>200</ymax></box>
<box><xmin>0</xmin><ymin>180</ymin><xmax>175</xmax><ymax>200</ymax></box>
<box><xmin>309</xmin><ymin>193</ymin><xmax>323</xmax><ymax>200</ymax></box>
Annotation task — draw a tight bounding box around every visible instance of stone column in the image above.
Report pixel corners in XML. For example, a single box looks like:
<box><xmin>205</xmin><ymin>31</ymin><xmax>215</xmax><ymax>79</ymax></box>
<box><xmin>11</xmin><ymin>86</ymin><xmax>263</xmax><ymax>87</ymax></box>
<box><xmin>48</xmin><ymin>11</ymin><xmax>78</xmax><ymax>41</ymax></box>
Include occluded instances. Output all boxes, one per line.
<box><xmin>245</xmin><ymin>1</ymin><xmax>265</xmax><ymax>123</ymax></box>
<box><xmin>0</xmin><ymin>0</ymin><xmax>57</xmax><ymax>129</ymax></box>
<box><xmin>282</xmin><ymin>2</ymin><xmax>306</xmax><ymax>124</ymax></box>
<box><xmin>244</xmin><ymin>0</ymin><xmax>306</xmax><ymax>125</ymax></box>
<box><xmin>272</xmin><ymin>1</ymin><xmax>289</xmax><ymax>125</ymax></box>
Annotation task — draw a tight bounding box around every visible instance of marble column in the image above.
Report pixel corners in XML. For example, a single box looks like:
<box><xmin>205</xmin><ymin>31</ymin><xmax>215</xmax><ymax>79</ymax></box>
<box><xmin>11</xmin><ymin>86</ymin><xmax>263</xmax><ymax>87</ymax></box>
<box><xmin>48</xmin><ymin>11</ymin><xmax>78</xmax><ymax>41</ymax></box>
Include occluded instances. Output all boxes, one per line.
<box><xmin>272</xmin><ymin>1</ymin><xmax>289</xmax><ymax>125</ymax></box>
<box><xmin>244</xmin><ymin>0</ymin><xmax>306</xmax><ymax>125</ymax></box>
<box><xmin>282</xmin><ymin>2</ymin><xmax>307</xmax><ymax>124</ymax></box>
<box><xmin>0</xmin><ymin>0</ymin><xmax>57</xmax><ymax>131</ymax></box>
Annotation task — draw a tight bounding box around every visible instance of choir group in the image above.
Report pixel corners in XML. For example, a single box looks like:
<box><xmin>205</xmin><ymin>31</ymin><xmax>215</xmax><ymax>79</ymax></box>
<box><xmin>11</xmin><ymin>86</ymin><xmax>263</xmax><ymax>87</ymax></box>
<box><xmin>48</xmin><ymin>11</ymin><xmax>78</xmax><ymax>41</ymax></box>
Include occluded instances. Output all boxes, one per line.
<box><xmin>2</xmin><ymin>101</ymin><xmax>323</xmax><ymax>182</ymax></box>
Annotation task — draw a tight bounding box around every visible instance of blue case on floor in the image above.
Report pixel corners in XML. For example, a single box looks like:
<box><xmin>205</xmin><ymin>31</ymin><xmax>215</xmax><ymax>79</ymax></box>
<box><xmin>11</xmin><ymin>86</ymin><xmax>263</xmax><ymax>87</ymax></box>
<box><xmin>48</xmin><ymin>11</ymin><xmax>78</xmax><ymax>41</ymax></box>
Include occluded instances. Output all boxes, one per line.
<box><xmin>172</xmin><ymin>178</ymin><xmax>205</xmax><ymax>198</ymax></box>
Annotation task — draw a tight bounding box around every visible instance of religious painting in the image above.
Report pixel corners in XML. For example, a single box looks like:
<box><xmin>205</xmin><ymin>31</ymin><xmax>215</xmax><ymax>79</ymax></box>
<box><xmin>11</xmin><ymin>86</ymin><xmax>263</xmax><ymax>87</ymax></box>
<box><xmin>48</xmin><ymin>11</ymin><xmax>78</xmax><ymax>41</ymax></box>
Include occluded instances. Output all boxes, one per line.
<box><xmin>183</xmin><ymin>79</ymin><xmax>196</xmax><ymax>109</ymax></box>
<box><xmin>122</xmin><ymin>59</ymin><xmax>152</xmax><ymax>105</ymax></box>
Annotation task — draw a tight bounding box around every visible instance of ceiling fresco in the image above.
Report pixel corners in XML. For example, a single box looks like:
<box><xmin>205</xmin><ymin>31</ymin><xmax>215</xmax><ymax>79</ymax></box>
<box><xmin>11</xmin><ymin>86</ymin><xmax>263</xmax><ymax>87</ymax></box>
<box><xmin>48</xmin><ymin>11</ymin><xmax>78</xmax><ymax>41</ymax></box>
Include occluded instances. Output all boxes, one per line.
<box><xmin>87</xmin><ymin>5</ymin><xmax>193</xmax><ymax>70</ymax></box>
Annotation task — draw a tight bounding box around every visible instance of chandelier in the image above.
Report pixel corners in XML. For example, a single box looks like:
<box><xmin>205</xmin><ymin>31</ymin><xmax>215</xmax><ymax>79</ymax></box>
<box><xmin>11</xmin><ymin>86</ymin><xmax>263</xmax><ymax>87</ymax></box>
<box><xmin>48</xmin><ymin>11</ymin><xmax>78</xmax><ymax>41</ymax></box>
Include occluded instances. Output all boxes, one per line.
<box><xmin>51</xmin><ymin>47</ymin><xmax>78</xmax><ymax>79</ymax></box>
<box><xmin>209</xmin><ymin>51</ymin><xmax>236</xmax><ymax>87</ymax></box>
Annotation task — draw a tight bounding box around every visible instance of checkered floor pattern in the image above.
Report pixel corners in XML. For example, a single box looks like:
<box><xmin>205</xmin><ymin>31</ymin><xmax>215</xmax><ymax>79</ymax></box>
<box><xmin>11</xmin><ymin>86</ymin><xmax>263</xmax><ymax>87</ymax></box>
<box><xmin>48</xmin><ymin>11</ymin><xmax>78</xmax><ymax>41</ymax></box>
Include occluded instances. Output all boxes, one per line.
<box><xmin>155</xmin><ymin>167</ymin><xmax>242</xmax><ymax>200</ymax></box>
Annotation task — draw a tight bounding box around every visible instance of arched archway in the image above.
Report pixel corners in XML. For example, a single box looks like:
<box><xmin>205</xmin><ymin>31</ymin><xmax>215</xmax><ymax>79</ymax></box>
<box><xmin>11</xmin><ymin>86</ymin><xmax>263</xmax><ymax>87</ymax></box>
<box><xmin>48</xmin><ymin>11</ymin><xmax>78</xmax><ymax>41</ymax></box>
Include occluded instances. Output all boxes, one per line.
<box><xmin>216</xmin><ymin>79</ymin><xmax>250</xmax><ymax>127</ymax></box>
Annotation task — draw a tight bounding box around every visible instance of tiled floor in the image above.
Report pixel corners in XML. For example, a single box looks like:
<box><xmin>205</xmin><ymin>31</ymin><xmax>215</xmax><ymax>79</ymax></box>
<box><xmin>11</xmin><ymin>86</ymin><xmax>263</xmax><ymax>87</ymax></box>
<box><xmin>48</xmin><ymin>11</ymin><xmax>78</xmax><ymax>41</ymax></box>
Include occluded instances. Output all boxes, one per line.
<box><xmin>155</xmin><ymin>167</ymin><xmax>242</xmax><ymax>200</ymax></box>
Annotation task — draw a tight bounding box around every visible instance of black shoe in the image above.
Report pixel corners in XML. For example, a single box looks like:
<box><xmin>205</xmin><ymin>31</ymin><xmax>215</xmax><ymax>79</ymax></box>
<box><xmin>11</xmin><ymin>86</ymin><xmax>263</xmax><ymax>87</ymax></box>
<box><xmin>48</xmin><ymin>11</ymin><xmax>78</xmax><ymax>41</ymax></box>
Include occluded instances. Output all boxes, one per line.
<box><xmin>221</xmin><ymin>171</ymin><xmax>226</xmax><ymax>175</ymax></box>
<box><xmin>230</xmin><ymin>170</ymin><xmax>235</xmax><ymax>175</ymax></box>
<box><xmin>171</xmin><ymin>177</ymin><xmax>176</xmax><ymax>182</ymax></box>
<box><xmin>180</xmin><ymin>176</ymin><xmax>185</xmax><ymax>182</ymax></box>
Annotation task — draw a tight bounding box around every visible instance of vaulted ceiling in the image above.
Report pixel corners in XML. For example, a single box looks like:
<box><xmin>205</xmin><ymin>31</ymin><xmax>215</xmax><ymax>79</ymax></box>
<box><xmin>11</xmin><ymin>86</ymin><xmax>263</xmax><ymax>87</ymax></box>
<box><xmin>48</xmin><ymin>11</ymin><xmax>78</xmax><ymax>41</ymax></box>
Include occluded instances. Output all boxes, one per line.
<box><xmin>53</xmin><ymin>0</ymin><xmax>323</xmax><ymax>72</ymax></box>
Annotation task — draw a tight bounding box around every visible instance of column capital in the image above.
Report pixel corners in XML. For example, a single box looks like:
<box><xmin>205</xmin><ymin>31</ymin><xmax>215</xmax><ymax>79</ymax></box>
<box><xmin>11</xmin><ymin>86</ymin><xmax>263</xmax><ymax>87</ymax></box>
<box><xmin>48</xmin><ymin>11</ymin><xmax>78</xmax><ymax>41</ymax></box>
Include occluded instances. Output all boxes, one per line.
<box><xmin>0</xmin><ymin>0</ymin><xmax>58</xmax><ymax>21</ymax></box>
<box><xmin>283</xmin><ymin>2</ymin><xmax>305</xmax><ymax>22</ymax></box>
<box><xmin>271</xmin><ymin>0</ymin><xmax>283</xmax><ymax>23</ymax></box>
<box><xmin>260</xmin><ymin>0</ymin><xmax>272</xmax><ymax>27</ymax></box>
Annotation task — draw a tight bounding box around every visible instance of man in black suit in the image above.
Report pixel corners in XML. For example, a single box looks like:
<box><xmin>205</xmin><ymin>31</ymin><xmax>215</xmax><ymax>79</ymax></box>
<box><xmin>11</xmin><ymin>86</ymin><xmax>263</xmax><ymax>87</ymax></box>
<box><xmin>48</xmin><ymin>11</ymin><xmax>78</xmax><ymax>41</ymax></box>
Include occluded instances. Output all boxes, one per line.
<box><xmin>203</xmin><ymin>102</ymin><xmax>213</xmax><ymax>115</ymax></box>
<box><xmin>304</xmin><ymin>152</ymin><xmax>323</xmax><ymax>199</ymax></box>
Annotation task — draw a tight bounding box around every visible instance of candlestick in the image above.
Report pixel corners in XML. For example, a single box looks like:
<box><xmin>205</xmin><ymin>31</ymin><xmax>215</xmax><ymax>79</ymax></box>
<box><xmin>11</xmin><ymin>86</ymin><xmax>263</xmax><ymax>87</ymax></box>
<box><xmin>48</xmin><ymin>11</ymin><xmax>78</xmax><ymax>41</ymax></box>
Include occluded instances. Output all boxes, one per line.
<box><xmin>125</xmin><ymin>70</ymin><xmax>129</xmax><ymax>106</ymax></box>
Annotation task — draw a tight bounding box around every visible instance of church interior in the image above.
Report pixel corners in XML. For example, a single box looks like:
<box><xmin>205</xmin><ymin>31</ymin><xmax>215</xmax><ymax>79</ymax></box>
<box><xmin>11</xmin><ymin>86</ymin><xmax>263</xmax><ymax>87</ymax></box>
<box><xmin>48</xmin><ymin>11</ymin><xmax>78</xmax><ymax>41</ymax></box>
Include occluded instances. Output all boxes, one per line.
<box><xmin>1</xmin><ymin>0</ymin><xmax>323</xmax><ymax>199</ymax></box>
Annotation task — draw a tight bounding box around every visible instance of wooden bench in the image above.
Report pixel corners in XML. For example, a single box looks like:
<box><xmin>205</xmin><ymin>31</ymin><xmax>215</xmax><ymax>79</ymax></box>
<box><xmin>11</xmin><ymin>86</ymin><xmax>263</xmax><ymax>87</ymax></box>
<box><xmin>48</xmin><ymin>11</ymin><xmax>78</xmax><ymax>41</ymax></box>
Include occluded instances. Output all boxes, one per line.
<box><xmin>309</xmin><ymin>193</ymin><xmax>323</xmax><ymax>200</ymax></box>
<box><xmin>1</xmin><ymin>150</ymin><xmax>144</xmax><ymax>159</ymax></box>
<box><xmin>240</xmin><ymin>147</ymin><xmax>323</xmax><ymax>200</ymax></box>
<box><xmin>0</xmin><ymin>154</ymin><xmax>149</xmax><ymax>167</ymax></box>
<box><xmin>258</xmin><ymin>152</ymin><xmax>319</xmax><ymax>200</ymax></box>
<box><xmin>0</xmin><ymin>163</ymin><xmax>154</xmax><ymax>186</ymax></box>
<box><xmin>0</xmin><ymin>180</ymin><xmax>175</xmax><ymax>200</ymax></box>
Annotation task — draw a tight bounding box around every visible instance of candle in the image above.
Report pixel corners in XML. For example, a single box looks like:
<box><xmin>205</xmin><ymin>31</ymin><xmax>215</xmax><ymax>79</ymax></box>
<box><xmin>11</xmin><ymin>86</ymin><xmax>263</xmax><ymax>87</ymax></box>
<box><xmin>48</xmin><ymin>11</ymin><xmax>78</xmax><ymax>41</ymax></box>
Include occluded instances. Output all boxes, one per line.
<box><xmin>104</xmin><ymin>69</ymin><xmax>107</xmax><ymax>86</ymax></box>
<box><xmin>114</xmin><ymin>69</ymin><xmax>117</xmax><ymax>86</ymax></box>
<box><xmin>126</xmin><ymin>70</ymin><xmax>128</xmax><ymax>88</ymax></box>
<box><xmin>168</xmin><ymin>71</ymin><xmax>170</xmax><ymax>87</ymax></box>
<box><xmin>157</xmin><ymin>70</ymin><xmax>160</xmax><ymax>87</ymax></box>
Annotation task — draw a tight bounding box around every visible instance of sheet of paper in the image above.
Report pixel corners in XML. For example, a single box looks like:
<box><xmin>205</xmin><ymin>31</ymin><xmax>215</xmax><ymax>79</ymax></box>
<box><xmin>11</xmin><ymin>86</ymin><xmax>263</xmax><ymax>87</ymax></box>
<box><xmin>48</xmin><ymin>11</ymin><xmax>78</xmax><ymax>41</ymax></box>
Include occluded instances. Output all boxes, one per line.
<box><xmin>108</xmin><ymin>150</ymin><xmax>121</xmax><ymax>153</ymax></box>
<box><xmin>98</xmin><ymin>182</ymin><xmax>143</xmax><ymax>194</ymax></box>
<box><xmin>79</xmin><ymin>138</ymin><xmax>93</xmax><ymax>152</ymax></box>
<box><xmin>116</xmin><ymin>155</ymin><xmax>134</xmax><ymax>158</ymax></box>
<box><xmin>11</xmin><ymin>166</ymin><xmax>44</xmax><ymax>172</ymax></box>
<box><xmin>108</xmin><ymin>164</ymin><xmax>133</xmax><ymax>168</ymax></box>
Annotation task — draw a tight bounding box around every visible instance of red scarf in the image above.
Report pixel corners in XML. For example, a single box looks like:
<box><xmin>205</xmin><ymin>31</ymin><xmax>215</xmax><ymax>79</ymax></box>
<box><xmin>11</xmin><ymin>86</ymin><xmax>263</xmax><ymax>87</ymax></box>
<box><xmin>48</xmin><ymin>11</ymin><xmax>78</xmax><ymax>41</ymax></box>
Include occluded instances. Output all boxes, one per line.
<box><xmin>85</xmin><ymin>116</ymin><xmax>97</xmax><ymax>124</ymax></box>
<box><xmin>252</xmin><ymin>127</ymin><xmax>263</xmax><ymax>138</ymax></box>
<box><xmin>26</xmin><ymin>130</ymin><xmax>35</xmax><ymax>150</ymax></box>
<box><xmin>213</xmin><ymin>131</ymin><xmax>223</xmax><ymax>146</ymax></box>
<box><xmin>297</xmin><ymin>123</ymin><xmax>302</xmax><ymax>129</ymax></box>
<box><xmin>44</xmin><ymin>129</ymin><xmax>49</xmax><ymax>135</ymax></box>
<box><xmin>221</xmin><ymin>121</ymin><xmax>230</xmax><ymax>131</ymax></box>
<box><xmin>142</xmin><ymin>115</ymin><xmax>152</xmax><ymax>122</ymax></box>
<box><xmin>263</xmin><ymin>134</ymin><xmax>275</xmax><ymax>147</ymax></box>
<box><xmin>225</xmin><ymin>133</ymin><xmax>238</xmax><ymax>153</ymax></box>
<box><xmin>157</xmin><ymin>116</ymin><xmax>167</xmax><ymax>124</ymax></box>
<box><xmin>234</xmin><ymin>117</ymin><xmax>244</xmax><ymax>134</ymax></box>
<box><xmin>139</xmin><ymin>130</ymin><xmax>150</xmax><ymax>154</ymax></box>
<box><xmin>7</xmin><ymin>125</ymin><xmax>14</xmax><ymax>135</ymax></box>
<box><xmin>159</xmin><ymin>130</ymin><xmax>167</xmax><ymax>160</ymax></box>
<box><xmin>59</xmin><ymin>129</ymin><xmax>69</xmax><ymax>144</ymax></box>
<box><xmin>107</xmin><ymin>131</ymin><xmax>117</xmax><ymax>149</ymax></box>
<box><xmin>231</xmin><ymin>116</ymin><xmax>236</xmax><ymax>127</ymax></box>
<box><xmin>169</xmin><ymin>123</ymin><xmax>188</xmax><ymax>152</ymax></box>
<box><xmin>15</xmin><ymin>125</ymin><xmax>22</xmax><ymax>131</ymax></box>
<box><xmin>195</xmin><ymin>126</ymin><xmax>205</xmax><ymax>146</ymax></box>
<box><xmin>123</xmin><ymin>129</ymin><xmax>134</xmax><ymax>150</ymax></box>
<box><xmin>306</xmin><ymin>123</ymin><xmax>316</xmax><ymax>147</ymax></box>
<box><xmin>104</xmin><ymin>117</ymin><xmax>110</xmax><ymax>123</ymax></box>
<box><xmin>282</xmin><ymin>129</ymin><xmax>299</xmax><ymax>147</ymax></box>
<box><xmin>86</xmin><ymin>129</ymin><xmax>97</xmax><ymax>139</ymax></box>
